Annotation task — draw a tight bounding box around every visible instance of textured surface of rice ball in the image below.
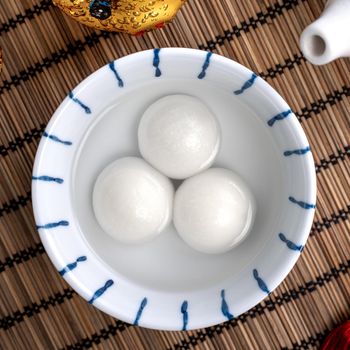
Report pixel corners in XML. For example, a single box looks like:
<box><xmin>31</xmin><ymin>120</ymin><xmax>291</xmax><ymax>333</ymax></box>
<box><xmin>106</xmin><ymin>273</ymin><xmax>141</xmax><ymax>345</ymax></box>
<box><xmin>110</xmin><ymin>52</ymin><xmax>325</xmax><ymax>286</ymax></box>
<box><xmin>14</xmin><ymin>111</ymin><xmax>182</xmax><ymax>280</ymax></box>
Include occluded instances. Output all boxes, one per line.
<box><xmin>174</xmin><ymin>168</ymin><xmax>256</xmax><ymax>254</ymax></box>
<box><xmin>138</xmin><ymin>95</ymin><xmax>220</xmax><ymax>179</ymax></box>
<box><xmin>93</xmin><ymin>157</ymin><xmax>174</xmax><ymax>244</ymax></box>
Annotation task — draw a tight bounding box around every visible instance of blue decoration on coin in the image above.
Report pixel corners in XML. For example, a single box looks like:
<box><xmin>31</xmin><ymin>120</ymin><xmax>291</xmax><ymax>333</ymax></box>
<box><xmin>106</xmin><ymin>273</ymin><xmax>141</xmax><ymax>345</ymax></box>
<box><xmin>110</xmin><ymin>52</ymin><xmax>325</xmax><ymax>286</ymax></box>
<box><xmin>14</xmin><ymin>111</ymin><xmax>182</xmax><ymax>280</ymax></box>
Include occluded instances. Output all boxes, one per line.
<box><xmin>89</xmin><ymin>0</ymin><xmax>112</xmax><ymax>20</ymax></box>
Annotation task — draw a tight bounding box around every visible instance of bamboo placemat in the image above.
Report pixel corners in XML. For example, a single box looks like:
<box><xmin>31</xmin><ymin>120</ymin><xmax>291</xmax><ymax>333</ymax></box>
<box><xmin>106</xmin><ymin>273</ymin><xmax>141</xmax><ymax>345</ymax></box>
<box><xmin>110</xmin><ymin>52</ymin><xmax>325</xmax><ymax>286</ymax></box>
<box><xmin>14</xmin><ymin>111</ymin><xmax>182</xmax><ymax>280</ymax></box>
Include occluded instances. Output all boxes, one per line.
<box><xmin>0</xmin><ymin>0</ymin><xmax>349</xmax><ymax>349</ymax></box>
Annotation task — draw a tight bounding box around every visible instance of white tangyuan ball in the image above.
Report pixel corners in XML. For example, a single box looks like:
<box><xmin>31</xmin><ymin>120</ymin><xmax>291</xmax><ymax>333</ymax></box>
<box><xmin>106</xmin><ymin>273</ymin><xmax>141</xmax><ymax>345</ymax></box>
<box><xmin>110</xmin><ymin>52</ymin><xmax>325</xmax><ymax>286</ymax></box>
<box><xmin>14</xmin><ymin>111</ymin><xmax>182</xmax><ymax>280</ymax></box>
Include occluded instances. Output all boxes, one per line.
<box><xmin>174</xmin><ymin>168</ymin><xmax>256</xmax><ymax>254</ymax></box>
<box><xmin>93</xmin><ymin>157</ymin><xmax>174</xmax><ymax>244</ymax></box>
<box><xmin>138</xmin><ymin>95</ymin><xmax>220</xmax><ymax>179</ymax></box>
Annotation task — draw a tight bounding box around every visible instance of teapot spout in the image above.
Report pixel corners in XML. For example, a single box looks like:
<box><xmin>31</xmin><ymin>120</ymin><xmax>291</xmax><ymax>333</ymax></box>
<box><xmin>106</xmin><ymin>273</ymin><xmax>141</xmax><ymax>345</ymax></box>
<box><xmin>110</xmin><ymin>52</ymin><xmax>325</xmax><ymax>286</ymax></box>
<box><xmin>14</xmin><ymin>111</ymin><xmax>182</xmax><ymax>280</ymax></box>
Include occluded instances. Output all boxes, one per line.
<box><xmin>300</xmin><ymin>0</ymin><xmax>350</xmax><ymax>65</ymax></box>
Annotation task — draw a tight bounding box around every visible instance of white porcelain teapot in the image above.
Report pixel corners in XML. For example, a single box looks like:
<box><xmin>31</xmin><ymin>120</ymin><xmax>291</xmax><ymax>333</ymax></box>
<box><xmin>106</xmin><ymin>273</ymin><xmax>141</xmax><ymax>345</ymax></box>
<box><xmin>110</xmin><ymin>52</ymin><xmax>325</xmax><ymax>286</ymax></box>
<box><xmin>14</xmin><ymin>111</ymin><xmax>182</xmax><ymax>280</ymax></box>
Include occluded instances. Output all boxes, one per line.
<box><xmin>300</xmin><ymin>0</ymin><xmax>350</xmax><ymax>65</ymax></box>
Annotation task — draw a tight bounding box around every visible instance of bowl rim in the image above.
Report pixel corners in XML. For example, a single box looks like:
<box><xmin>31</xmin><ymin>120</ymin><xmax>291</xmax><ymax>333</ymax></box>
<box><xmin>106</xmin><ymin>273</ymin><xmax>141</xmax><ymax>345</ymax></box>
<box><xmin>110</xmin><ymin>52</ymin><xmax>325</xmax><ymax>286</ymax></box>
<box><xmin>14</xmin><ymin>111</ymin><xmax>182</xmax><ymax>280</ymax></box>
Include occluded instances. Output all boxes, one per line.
<box><xmin>32</xmin><ymin>47</ymin><xmax>316</xmax><ymax>331</ymax></box>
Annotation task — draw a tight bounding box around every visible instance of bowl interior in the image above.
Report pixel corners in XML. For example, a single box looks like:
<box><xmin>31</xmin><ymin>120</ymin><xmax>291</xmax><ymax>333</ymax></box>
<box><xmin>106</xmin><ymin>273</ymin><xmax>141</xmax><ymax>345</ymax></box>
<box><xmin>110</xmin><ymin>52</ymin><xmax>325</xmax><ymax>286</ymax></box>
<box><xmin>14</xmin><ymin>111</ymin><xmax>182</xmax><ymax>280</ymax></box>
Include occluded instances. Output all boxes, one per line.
<box><xmin>73</xmin><ymin>79</ymin><xmax>285</xmax><ymax>292</ymax></box>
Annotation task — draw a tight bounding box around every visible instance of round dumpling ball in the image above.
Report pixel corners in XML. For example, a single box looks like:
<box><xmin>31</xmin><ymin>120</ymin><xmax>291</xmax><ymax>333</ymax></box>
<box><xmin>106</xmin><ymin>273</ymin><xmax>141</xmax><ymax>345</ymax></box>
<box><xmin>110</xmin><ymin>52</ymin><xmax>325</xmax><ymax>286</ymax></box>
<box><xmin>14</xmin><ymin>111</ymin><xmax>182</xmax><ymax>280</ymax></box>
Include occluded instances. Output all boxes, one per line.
<box><xmin>93</xmin><ymin>157</ymin><xmax>174</xmax><ymax>244</ymax></box>
<box><xmin>138</xmin><ymin>94</ymin><xmax>220</xmax><ymax>179</ymax></box>
<box><xmin>173</xmin><ymin>168</ymin><xmax>256</xmax><ymax>254</ymax></box>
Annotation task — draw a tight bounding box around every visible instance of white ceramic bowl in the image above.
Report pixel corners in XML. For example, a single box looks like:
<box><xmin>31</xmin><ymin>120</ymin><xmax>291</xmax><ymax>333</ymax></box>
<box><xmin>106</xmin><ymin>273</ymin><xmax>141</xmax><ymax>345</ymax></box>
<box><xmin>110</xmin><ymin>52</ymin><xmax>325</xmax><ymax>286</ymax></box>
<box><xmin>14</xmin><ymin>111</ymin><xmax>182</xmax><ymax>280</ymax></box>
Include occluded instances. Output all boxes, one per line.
<box><xmin>32</xmin><ymin>48</ymin><xmax>316</xmax><ymax>331</ymax></box>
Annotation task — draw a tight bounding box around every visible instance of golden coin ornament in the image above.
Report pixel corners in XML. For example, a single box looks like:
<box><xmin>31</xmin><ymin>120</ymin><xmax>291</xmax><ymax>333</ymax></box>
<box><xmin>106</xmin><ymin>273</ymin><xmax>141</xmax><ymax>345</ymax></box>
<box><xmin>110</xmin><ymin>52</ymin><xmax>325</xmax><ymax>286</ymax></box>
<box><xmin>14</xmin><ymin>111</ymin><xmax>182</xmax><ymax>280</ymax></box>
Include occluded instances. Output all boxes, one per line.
<box><xmin>53</xmin><ymin>0</ymin><xmax>186</xmax><ymax>35</ymax></box>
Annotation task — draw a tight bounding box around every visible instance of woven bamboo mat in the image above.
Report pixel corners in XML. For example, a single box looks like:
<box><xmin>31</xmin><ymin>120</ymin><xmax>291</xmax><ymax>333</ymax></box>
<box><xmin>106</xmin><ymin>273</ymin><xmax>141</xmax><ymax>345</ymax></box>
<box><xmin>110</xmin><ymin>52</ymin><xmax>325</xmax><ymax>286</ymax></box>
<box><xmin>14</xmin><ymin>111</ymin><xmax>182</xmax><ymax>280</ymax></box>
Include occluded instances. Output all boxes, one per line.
<box><xmin>0</xmin><ymin>0</ymin><xmax>349</xmax><ymax>349</ymax></box>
